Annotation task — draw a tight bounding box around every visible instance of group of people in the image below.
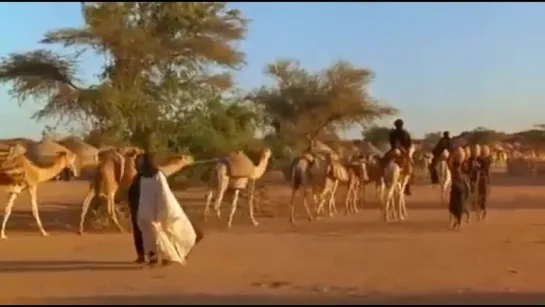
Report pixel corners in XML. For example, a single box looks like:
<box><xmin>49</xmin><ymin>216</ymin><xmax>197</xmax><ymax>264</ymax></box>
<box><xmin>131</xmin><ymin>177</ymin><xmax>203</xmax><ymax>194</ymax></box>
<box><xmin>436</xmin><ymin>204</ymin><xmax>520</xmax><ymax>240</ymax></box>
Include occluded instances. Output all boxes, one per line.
<box><xmin>381</xmin><ymin>119</ymin><xmax>492</xmax><ymax>223</ymax></box>
<box><xmin>127</xmin><ymin>152</ymin><xmax>203</xmax><ymax>266</ymax></box>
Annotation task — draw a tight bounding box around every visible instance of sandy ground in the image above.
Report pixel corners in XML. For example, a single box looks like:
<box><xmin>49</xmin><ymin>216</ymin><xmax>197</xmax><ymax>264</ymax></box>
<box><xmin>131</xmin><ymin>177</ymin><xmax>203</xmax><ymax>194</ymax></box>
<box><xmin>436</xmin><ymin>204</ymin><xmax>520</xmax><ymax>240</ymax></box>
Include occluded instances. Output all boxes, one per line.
<box><xmin>2</xmin><ymin>172</ymin><xmax>545</xmax><ymax>304</ymax></box>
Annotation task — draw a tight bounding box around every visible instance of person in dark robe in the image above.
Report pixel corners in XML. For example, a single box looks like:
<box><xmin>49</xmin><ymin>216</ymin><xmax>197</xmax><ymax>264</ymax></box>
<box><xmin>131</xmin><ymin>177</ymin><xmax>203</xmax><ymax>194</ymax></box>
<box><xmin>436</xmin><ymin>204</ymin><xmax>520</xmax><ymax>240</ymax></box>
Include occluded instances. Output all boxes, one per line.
<box><xmin>448</xmin><ymin>149</ymin><xmax>471</xmax><ymax>230</ymax></box>
<box><xmin>127</xmin><ymin>153</ymin><xmax>154</xmax><ymax>264</ymax></box>
<box><xmin>476</xmin><ymin>146</ymin><xmax>493</xmax><ymax>219</ymax></box>
<box><xmin>128</xmin><ymin>151</ymin><xmax>204</xmax><ymax>266</ymax></box>
<box><xmin>381</xmin><ymin>119</ymin><xmax>413</xmax><ymax>195</ymax></box>
<box><xmin>429</xmin><ymin>131</ymin><xmax>453</xmax><ymax>184</ymax></box>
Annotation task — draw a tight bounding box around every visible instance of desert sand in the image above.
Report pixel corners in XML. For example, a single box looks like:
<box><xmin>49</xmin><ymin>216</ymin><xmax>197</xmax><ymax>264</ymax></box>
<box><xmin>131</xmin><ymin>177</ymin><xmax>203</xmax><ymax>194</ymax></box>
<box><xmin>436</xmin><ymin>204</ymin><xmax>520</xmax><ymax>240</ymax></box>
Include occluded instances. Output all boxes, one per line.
<box><xmin>2</xmin><ymin>172</ymin><xmax>545</xmax><ymax>305</ymax></box>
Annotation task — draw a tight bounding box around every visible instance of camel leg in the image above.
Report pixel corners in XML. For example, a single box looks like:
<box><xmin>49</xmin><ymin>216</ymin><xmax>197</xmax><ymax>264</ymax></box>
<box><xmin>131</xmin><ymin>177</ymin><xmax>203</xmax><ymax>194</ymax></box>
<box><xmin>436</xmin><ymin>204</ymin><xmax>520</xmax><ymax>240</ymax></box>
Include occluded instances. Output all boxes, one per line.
<box><xmin>344</xmin><ymin>182</ymin><xmax>352</xmax><ymax>215</ymax></box>
<box><xmin>399</xmin><ymin>180</ymin><xmax>409</xmax><ymax>220</ymax></box>
<box><xmin>247</xmin><ymin>180</ymin><xmax>259</xmax><ymax>226</ymax></box>
<box><xmin>204</xmin><ymin>190</ymin><xmax>214</xmax><ymax>222</ymax></box>
<box><xmin>227</xmin><ymin>189</ymin><xmax>241</xmax><ymax>228</ymax></box>
<box><xmin>315</xmin><ymin>181</ymin><xmax>331</xmax><ymax>216</ymax></box>
<box><xmin>78</xmin><ymin>189</ymin><xmax>95</xmax><ymax>235</ymax></box>
<box><xmin>328</xmin><ymin>180</ymin><xmax>339</xmax><ymax>217</ymax></box>
<box><xmin>28</xmin><ymin>186</ymin><xmax>49</xmax><ymax>237</ymax></box>
<box><xmin>107</xmin><ymin>194</ymin><xmax>126</xmax><ymax>233</ymax></box>
<box><xmin>289</xmin><ymin>187</ymin><xmax>299</xmax><ymax>224</ymax></box>
<box><xmin>1</xmin><ymin>193</ymin><xmax>19</xmax><ymax>239</ymax></box>
<box><xmin>302</xmin><ymin>189</ymin><xmax>314</xmax><ymax>222</ymax></box>
<box><xmin>213</xmin><ymin>182</ymin><xmax>228</xmax><ymax>219</ymax></box>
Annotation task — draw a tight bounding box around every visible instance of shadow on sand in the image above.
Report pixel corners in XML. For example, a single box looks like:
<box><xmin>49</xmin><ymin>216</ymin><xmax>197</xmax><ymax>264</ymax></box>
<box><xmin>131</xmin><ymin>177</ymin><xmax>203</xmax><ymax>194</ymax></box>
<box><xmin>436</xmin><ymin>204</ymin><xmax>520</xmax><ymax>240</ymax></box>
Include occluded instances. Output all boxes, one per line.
<box><xmin>0</xmin><ymin>260</ymin><xmax>141</xmax><ymax>273</ymax></box>
<box><xmin>5</xmin><ymin>292</ymin><xmax>545</xmax><ymax>305</ymax></box>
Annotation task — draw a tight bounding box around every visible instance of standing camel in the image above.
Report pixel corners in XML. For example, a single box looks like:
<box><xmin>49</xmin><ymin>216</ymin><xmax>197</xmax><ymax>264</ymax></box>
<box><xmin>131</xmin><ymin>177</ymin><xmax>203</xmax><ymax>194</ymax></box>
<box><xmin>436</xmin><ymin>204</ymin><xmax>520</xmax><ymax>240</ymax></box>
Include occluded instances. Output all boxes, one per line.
<box><xmin>78</xmin><ymin>149</ymin><xmax>194</xmax><ymax>235</ymax></box>
<box><xmin>315</xmin><ymin>152</ymin><xmax>350</xmax><ymax>217</ymax></box>
<box><xmin>288</xmin><ymin>152</ymin><xmax>322</xmax><ymax>224</ymax></box>
<box><xmin>204</xmin><ymin>148</ymin><xmax>272</xmax><ymax>228</ymax></box>
<box><xmin>382</xmin><ymin>145</ymin><xmax>415</xmax><ymax>222</ymax></box>
<box><xmin>0</xmin><ymin>145</ymin><xmax>77</xmax><ymax>239</ymax></box>
<box><xmin>343</xmin><ymin>155</ymin><xmax>369</xmax><ymax>215</ymax></box>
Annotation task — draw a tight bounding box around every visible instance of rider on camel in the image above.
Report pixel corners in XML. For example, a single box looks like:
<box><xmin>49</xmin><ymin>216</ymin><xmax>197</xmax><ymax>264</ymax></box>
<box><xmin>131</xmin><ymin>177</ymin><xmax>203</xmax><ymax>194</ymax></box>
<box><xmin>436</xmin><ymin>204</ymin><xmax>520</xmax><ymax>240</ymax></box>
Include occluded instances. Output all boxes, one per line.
<box><xmin>429</xmin><ymin>131</ymin><xmax>453</xmax><ymax>184</ymax></box>
<box><xmin>383</xmin><ymin>119</ymin><xmax>413</xmax><ymax>195</ymax></box>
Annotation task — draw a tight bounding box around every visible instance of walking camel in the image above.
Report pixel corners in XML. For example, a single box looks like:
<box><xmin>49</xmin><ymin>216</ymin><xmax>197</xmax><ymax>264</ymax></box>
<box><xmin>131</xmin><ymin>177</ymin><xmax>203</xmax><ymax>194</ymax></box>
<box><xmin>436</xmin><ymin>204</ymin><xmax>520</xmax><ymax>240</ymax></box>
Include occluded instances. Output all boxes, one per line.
<box><xmin>203</xmin><ymin>148</ymin><xmax>272</xmax><ymax>228</ymax></box>
<box><xmin>78</xmin><ymin>148</ymin><xmax>195</xmax><ymax>235</ymax></box>
<box><xmin>289</xmin><ymin>152</ymin><xmax>323</xmax><ymax>224</ymax></box>
<box><xmin>382</xmin><ymin>145</ymin><xmax>416</xmax><ymax>222</ymax></box>
<box><xmin>315</xmin><ymin>152</ymin><xmax>355</xmax><ymax>217</ymax></box>
<box><xmin>342</xmin><ymin>154</ymin><xmax>370</xmax><ymax>215</ymax></box>
<box><xmin>0</xmin><ymin>144</ymin><xmax>77</xmax><ymax>239</ymax></box>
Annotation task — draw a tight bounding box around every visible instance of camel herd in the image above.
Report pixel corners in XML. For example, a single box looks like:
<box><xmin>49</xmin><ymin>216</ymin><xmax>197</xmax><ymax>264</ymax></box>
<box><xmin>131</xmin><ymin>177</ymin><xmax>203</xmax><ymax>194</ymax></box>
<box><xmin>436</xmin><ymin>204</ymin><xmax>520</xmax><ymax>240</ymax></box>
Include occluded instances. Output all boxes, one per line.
<box><xmin>0</xmin><ymin>135</ymin><xmax>544</xmax><ymax>239</ymax></box>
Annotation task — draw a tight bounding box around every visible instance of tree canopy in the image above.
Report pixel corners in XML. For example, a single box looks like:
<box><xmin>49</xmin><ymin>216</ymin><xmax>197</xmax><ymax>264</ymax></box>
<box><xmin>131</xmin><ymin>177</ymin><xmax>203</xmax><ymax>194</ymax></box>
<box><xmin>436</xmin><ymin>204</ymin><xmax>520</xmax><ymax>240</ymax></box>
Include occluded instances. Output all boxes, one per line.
<box><xmin>0</xmin><ymin>2</ymin><xmax>248</xmax><ymax>149</ymax></box>
<box><xmin>248</xmin><ymin>59</ymin><xmax>397</xmax><ymax>150</ymax></box>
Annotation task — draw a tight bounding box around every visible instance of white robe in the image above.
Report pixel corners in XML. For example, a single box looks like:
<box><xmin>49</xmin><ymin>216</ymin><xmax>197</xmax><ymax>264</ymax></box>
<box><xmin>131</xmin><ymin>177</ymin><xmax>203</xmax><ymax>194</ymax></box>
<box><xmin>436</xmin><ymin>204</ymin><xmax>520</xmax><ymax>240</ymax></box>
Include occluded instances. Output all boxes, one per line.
<box><xmin>136</xmin><ymin>171</ymin><xmax>197</xmax><ymax>264</ymax></box>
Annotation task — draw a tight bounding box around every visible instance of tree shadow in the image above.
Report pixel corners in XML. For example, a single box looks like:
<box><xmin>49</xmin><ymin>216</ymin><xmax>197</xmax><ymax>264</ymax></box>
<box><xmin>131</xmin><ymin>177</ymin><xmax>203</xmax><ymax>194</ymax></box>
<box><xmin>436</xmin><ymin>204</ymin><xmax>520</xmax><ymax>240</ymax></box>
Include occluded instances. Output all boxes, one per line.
<box><xmin>0</xmin><ymin>260</ymin><xmax>142</xmax><ymax>273</ymax></box>
<box><xmin>7</xmin><ymin>292</ymin><xmax>545</xmax><ymax>305</ymax></box>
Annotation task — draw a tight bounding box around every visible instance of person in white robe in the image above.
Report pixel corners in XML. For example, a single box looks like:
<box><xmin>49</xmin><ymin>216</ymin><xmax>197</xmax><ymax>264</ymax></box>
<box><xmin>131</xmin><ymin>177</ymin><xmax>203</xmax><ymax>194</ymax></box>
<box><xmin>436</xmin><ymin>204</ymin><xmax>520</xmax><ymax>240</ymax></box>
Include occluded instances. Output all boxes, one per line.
<box><xmin>135</xmin><ymin>153</ymin><xmax>201</xmax><ymax>266</ymax></box>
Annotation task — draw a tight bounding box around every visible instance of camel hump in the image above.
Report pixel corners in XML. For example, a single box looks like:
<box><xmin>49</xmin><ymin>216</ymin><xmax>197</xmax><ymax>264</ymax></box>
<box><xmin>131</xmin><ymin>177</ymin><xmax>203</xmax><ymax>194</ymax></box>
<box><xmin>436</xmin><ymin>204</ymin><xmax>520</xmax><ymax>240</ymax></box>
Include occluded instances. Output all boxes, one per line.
<box><xmin>329</xmin><ymin>161</ymin><xmax>349</xmax><ymax>182</ymax></box>
<box><xmin>0</xmin><ymin>144</ymin><xmax>26</xmax><ymax>185</ymax></box>
<box><xmin>223</xmin><ymin>150</ymin><xmax>255</xmax><ymax>178</ymax></box>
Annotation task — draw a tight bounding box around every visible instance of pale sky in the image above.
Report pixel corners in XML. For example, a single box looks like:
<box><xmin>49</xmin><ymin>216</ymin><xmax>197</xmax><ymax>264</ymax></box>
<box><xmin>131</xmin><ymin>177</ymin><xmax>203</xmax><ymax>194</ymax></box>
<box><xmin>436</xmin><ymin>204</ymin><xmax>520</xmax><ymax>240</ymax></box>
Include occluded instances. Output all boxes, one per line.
<box><xmin>1</xmin><ymin>2</ymin><xmax>545</xmax><ymax>139</ymax></box>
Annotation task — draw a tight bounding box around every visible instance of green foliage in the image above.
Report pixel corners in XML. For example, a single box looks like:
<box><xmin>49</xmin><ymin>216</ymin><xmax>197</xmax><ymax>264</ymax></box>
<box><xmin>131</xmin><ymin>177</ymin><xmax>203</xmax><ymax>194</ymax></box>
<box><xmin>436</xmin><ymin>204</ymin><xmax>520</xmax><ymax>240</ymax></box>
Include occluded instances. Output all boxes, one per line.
<box><xmin>0</xmin><ymin>2</ymin><xmax>248</xmax><ymax>147</ymax></box>
<box><xmin>362</xmin><ymin>126</ymin><xmax>391</xmax><ymax>146</ymax></box>
<box><xmin>1</xmin><ymin>3</ymin><xmax>400</xmax><ymax>185</ymax></box>
<box><xmin>248</xmin><ymin>59</ymin><xmax>397</xmax><ymax>149</ymax></box>
<box><xmin>459</xmin><ymin>127</ymin><xmax>507</xmax><ymax>145</ymax></box>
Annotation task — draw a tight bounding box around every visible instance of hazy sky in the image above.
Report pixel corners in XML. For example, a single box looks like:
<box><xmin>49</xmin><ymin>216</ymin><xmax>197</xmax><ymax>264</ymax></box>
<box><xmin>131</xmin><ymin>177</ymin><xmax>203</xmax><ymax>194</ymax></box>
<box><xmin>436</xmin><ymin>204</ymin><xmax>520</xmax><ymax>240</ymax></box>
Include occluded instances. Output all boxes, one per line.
<box><xmin>1</xmin><ymin>2</ymin><xmax>545</xmax><ymax>139</ymax></box>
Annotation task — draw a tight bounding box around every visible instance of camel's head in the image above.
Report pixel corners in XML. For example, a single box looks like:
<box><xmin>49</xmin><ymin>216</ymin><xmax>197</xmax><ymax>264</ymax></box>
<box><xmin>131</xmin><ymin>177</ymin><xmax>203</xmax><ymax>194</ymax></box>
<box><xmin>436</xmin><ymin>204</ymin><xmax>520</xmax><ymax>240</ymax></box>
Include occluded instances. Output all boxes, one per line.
<box><xmin>260</xmin><ymin>148</ymin><xmax>272</xmax><ymax>161</ymax></box>
<box><xmin>440</xmin><ymin>149</ymin><xmax>449</xmax><ymax>159</ymax></box>
<box><xmin>172</xmin><ymin>154</ymin><xmax>194</xmax><ymax>167</ymax></box>
<box><xmin>57</xmin><ymin>150</ymin><xmax>78</xmax><ymax>177</ymax></box>
<box><xmin>118</xmin><ymin>146</ymin><xmax>144</xmax><ymax>157</ymax></box>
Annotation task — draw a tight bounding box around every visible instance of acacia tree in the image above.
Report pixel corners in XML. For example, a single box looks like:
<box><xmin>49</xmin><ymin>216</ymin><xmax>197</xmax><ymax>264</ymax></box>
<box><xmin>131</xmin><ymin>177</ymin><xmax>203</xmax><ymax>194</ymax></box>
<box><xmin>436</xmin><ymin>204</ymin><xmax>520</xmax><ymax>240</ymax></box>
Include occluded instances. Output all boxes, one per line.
<box><xmin>248</xmin><ymin>59</ymin><xmax>397</xmax><ymax>152</ymax></box>
<box><xmin>362</xmin><ymin>126</ymin><xmax>391</xmax><ymax>146</ymax></box>
<box><xmin>0</xmin><ymin>2</ymin><xmax>248</xmax><ymax>148</ymax></box>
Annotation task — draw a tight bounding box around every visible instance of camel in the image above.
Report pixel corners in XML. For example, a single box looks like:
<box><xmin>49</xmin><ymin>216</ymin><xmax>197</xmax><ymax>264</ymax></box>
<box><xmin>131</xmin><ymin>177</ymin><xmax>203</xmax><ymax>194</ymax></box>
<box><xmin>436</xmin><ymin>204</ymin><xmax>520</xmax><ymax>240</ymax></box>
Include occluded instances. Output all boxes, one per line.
<box><xmin>381</xmin><ymin>145</ymin><xmax>416</xmax><ymax>222</ymax></box>
<box><xmin>361</xmin><ymin>154</ymin><xmax>386</xmax><ymax>205</ymax></box>
<box><xmin>288</xmin><ymin>152</ymin><xmax>324</xmax><ymax>224</ymax></box>
<box><xmin>78</xmin><ymin>148</ymin><xmax>194</xmax><ymax>235</ymax></box>
<box><xmin>315</xmin><ymin>152</ymin><xmax>353</xmax><ymax>217</ymax></box>
<box><xmin>342</xmin><ymin>155</ymin><xmax>369</xmax><ymax>215</ymax></box>
<box><xmin>0</xmin><ymin>144</ymin><xmax>77</xmax><ymax>239</ymax></box>
<box><xmin>203</xmin><ymin>148</ymin><xmax>272</xmax><ymax>228</ymax></box>
<box><xmin>436</xmin><ymin>149</ymin><xmax>451</xmax><ymax>206</ymax></box>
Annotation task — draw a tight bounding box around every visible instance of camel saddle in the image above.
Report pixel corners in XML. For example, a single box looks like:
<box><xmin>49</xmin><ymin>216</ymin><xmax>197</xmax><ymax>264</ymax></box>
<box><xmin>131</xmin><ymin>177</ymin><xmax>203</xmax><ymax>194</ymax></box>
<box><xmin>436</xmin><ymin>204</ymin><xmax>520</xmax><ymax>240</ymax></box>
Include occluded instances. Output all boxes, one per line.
<box><xmin>222</xmin><ymin>150</ymin><xmax>255</xmax><ymax>178</ymax></box>
<box><xmin>382</xmin><ymin>149</ymin><xmax>413</xmax><ymax>175</ymax></box>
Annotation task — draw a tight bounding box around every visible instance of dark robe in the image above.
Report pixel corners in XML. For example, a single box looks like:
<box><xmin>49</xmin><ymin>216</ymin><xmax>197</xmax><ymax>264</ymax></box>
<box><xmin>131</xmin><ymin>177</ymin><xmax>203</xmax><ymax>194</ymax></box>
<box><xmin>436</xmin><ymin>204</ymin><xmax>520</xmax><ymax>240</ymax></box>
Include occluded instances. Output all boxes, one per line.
<box><xmin>449</xmin><ymin>160</ymin><xmax>470</xmax><ymax>225</ymax></box>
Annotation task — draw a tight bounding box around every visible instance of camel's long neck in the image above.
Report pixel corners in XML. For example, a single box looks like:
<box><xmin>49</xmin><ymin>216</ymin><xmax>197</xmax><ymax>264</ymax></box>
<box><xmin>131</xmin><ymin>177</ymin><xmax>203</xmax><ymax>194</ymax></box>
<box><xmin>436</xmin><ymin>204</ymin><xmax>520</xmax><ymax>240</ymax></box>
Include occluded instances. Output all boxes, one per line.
<box><xmin>160</xmin><ymin>161</ymin><xmax>190</xmax><ymax>177</ymax></box>
<box><xmin>23</xmin><ymin>156</ymin><xmax>67</xmax><ymax>183</ymax></box>
<box><xmin>250</xmin><ymin>157</ymin><xmax>270</xmax><ymax>180</ymax></box>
